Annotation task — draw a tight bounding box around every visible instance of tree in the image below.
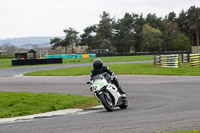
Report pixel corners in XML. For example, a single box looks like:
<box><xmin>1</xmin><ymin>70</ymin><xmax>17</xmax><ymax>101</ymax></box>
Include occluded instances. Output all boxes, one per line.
<box><xmin>50</xmin><ymin>27</ymin><xmax>79</xmax><ymax>54</ymax></box>
<box><xmin>50</xmin><ymin>37</ymin><xmax>62</xmax><ymax>49</ymax></box>
<box><xmin>186</xmin><ymin>6</ymin><xmax>200</xmax><ymax>48</ymax></box>
<box><xmin>133</xmin><ymin>13</ymin><xmax>145</xmax><ymax>52</ymax></box>
<box><xmin>177</xmin><ymin>10</ymin><xmax>190</xmax><ymax>33</ymax></box>
<box><xmin>0</xmin><ymin>44</ymin><xmax>18</xmax><ymax>55</ymax></box>
<box><xmin>145</xmin><ymin>13</ymin><xmax>163</xmax><ymax>30</ymax></box>
<box><xmin>64</xmin><ymin>27</ymin><xmax>79</xmax><ymax>54</ymax></box>
<box><xmin>50</xmin><ymin>37</ymin><xmax>69</xmax><ymax>54</ymax></box>
<box><xmin>80</xmin><ymin>25</ymin><xmax>97</xmax><ymax>51</ymax></box>
<box><xmin>167</xmin><ymin>34</ymin><xmax>191</xmax><ymax>51</ymax></box>
<box><xmin>177</xmin><ymin>10</ymin><xmax>194</xmax><ymax>45</ymax></box>
<box><xmin>95</xmin><ymin>11</ymin><xmax>114</xmax><ymax>52</ymax></box>
<box><xmin>167</xmin><ymin>11</ymin><xmax>177</xmax><ymax>21</ymax></box>
<box><xmin>113</xmin><ymin>13</ymin><xmax>135</xmax><ymax>53</ymax></box>
<box><xmin>8</xmin><ymin>45</ymin><xmax>18</xmax><ymax>54</ymax></box>
<box><xmin>140</xmin><ymin>24</ymin><xmax>163</xmax><ymax>52</ymax></box>
<box><xmin>162</xmin><ymin>19</ymin><xmax>181</xmax><ymax>51</ymax></box>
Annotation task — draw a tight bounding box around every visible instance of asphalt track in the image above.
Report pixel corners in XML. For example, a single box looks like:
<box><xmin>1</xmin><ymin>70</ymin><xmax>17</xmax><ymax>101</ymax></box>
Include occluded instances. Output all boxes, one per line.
<box><xmin>0</xmin><ymin>61</ymin><xmax>200</xmax><ymax>133</ymax></box>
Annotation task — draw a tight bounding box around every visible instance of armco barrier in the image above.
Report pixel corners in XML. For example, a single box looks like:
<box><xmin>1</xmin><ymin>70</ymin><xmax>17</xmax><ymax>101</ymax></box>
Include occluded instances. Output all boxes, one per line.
<box><xmin>89</xmin><ymin>54</ymin><xmax>96</xmax><ymax>57</ymax></box>
<box><xmin>12</xmin><ymin>58</ymin><xmax>63</xmax><ymax>66</ymax></box>
<box><xmin>190</xmin><ymin>53</ymin><xmax>200</xmax><ymax>67</ymax></box>
<box><xmin>48</xmin><ymin>54</ymin><xmax>96</xmax><ymax>58</ymax></box>
<box><xmin>154</xmin><ymin>54</ymin><xmax>181</xmax><ymax>68</ymax></box>
<box><xmin>82</xmin><ymin>54</ymin><xmax>89</xmax><ymax>58</ymax></box>
<box><xmin>77</xmin><ymin>54</ymin><xmax>82</xmax><ymax>58</ymax></box>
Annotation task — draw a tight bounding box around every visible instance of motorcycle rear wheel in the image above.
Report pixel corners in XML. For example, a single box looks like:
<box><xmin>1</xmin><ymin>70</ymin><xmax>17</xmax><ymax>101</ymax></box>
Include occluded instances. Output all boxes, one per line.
<box><xmin>99</xmin><ymin>93</ymin><xmax>114</xmax><ymax>112</ymax></box>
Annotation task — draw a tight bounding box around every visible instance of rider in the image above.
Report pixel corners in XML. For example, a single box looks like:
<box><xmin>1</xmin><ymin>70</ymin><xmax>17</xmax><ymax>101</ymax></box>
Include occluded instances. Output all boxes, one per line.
<box><xmin>90</xmin><ymin>58</ymin><xmax>125</xmax><ymax>94</ymax></box>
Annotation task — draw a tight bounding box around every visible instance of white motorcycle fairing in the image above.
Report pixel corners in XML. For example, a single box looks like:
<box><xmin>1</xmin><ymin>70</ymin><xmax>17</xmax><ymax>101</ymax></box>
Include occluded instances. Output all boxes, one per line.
<box><xmin>88</xmin><ymin>73</ymin><xmax>128</xmax><ymax>111</ymax></box>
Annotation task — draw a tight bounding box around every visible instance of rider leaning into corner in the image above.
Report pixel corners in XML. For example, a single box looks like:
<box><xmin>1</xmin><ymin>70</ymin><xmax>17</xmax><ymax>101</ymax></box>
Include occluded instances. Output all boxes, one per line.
<box><xmin>90</xmin><ymin>58</ymin><xmax>126</xmax><ymax>94</ymax></box>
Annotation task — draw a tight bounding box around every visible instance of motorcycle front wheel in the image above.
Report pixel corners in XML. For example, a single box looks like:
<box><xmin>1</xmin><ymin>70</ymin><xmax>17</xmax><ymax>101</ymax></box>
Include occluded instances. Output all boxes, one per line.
<box><xmin>119</xmin><ymin>97</ymin><xmax>128</xmax><ymax>109</ymax></box>
<box><xmin>99</xmin><ymin>93</ymin><xmax>114</xmax><ymax>112</ymax></box>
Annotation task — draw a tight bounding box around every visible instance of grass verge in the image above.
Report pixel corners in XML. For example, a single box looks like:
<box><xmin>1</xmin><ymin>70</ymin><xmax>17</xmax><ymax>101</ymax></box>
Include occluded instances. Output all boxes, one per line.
<box><xmin>0</xmin><ymin>59</ymin><xmax>13</xmax><ymax>68</ymax></box>
<box><xmin>161</xmin><ymin>130</ymin><xmax>200</xmax><ymax>133</ymax></box>
<box><xmin>0</xmin><ymin>55</ymin><xmax>153</xmax><ymax>68</ymax></box>
<box><xmin>24</xmin><ymin>63</ymin><xmax>200</xmax><ymax>76</ymax></box>
<box><xmin>62</xmin><ymin>55</ymin><xmax>153</xmax><ymax>64</ymax></box>
<box><xmin>0</xmin><ymin>92</ymin><xmax>99</xmax><ymax>118</ymax></box>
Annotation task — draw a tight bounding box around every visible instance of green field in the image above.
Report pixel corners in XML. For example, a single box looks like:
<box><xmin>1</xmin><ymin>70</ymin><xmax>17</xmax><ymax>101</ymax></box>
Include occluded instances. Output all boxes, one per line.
<box><xmin>0</xmin><ymin>59</ymin><xmax>13</xmax><ymax>68</ymax></box>
<box><xmin>161</xmin><ymin>130</ymin><xmax>200</xmax><ymax>133</ymax></box>
<box><xmin>0</xmin><ymin>92</ymin><xmax>99</xmax><ymax>118</ymax></box>
<box><xmin>24</xmin><ymin>63</ymin><xmax>200</xmax><ymax>76</ymax></box>
<box><xmin>0</xmin><ymin>55</ymin><xmax>153</xmax><ymax>68</ymax></box>
<box><xmin>62</xmin><ymin>55</ymin><xmax>153</xmax><ymax>64</ymax></box>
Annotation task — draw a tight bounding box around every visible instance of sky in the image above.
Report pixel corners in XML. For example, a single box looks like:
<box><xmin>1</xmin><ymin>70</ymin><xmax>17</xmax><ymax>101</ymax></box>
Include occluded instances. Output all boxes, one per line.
<box><xmin>0</xmin><ymin>0</ymin><xmax>200</xmax><ymax>39</ymax></box>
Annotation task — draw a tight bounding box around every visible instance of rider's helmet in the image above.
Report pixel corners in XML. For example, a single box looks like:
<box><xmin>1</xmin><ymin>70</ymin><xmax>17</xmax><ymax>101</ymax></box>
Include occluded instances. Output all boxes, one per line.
<box><xmin>93</xmin><ymin>58</ymin><xmax>103</xmax><ymax>71</ymax></box>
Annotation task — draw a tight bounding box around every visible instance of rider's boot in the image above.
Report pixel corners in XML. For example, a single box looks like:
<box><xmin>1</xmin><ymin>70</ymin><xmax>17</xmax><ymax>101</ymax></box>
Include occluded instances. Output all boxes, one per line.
<box><xmin>118</xmin><ymin>86</ymin><xmax>126</xmax><ymax>94</ymax></box>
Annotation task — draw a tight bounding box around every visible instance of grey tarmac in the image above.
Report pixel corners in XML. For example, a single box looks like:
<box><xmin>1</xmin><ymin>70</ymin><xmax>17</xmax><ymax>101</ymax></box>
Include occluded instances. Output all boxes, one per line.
<box><xmin>0</xmin><ymin>61</ymin><xmax>200</xmax><ymax>133</ymax></box>
<box><xmin>0</xmin><ymin>75</ymin><xmax>200</xmax><ymax>133</ymax></box>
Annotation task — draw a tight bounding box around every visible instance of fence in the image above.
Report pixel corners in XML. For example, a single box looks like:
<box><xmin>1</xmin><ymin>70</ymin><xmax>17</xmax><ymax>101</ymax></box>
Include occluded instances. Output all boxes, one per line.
<box><xmin>190</xmin><ymin>53</ymin><xmax>200</xmax><ymax>67</ymax></box>
<box><xmin>154</xmin><ymin>54</ymin><xmax>182</xmax><ymax>68</ymax></box>
<box><xmin>96</xmin><ymin>51</ymin><xmax>191</xmax><ymax>57</ymax></box>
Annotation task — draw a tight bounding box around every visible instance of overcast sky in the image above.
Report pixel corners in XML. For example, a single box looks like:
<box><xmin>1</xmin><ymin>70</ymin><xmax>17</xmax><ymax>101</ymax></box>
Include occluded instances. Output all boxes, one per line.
<box><xmin>0</xmin><ymin>0</ymin><xmax>200</xmax><ymax>39</ymax></box>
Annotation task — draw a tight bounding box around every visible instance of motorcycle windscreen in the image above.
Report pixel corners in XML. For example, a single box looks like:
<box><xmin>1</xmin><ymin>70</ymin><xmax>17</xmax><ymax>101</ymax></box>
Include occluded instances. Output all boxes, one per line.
<box><xmin>93</xmin><ymin>74</ymin><xmax>102</xmax><ymax>80</ymax></box>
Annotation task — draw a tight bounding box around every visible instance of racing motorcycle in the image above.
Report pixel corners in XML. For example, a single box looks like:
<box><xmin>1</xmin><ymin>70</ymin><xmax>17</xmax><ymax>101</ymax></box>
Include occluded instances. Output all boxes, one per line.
<box><xmin>87</xmin><ymin>72</ymin><xmax>128</xmax><ymax>112</ymax></box>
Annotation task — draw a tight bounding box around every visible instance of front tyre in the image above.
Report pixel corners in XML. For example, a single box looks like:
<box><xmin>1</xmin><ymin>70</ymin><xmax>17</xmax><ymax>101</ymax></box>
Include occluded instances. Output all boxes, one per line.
<box><xmin>119</xmin><ymin>98</ymin><xmax>128</xmax><ymax>109</ymax></box>
<box><xmin>99</xmin><ymin>93</ymin><xmax>114</xmax><ymax>112</ymax></box>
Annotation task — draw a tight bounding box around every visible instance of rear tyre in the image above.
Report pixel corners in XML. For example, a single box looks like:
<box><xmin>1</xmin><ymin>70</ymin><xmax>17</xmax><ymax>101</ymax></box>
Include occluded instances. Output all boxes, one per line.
<box><xmin>99</xmin><ymin>93</ymin><xmax>114</xmax><ymax>112</ymax></box>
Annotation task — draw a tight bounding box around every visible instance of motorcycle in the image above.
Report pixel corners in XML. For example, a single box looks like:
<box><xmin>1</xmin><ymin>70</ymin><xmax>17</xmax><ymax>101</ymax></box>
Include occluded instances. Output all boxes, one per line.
<box><xmin>87</xmin><ymin>72</ymin><xmax>128</xmax><ymax>112</ymax></box>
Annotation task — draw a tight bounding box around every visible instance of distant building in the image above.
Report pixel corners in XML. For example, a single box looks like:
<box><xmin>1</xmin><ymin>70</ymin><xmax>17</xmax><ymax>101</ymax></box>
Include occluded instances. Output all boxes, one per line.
<box><xmin>14</xmin><ymin>49</ymin><xmax>37</xmax><ymax>59</ymax></box>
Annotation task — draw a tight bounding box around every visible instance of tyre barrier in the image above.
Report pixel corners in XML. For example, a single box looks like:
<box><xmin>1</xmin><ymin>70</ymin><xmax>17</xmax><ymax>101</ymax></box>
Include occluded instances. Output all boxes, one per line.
<box><xmin>182</xmin><ymin>54</ymin><xmax>190</xmax><ymax>63</ymax></box>
<box><xmin>154</xmin><ymin>54</ymin><xmax>182</xmax><ymax>68</ymax></box>
<box><xmin>190</xmin><ymin>53</ymin><xmax>200</xmax><ymax>67</ymax></box>
<box><xmin>12</xmin><ymin>58</ymin><xmax>63</xmax><ymax>66</ymax></box>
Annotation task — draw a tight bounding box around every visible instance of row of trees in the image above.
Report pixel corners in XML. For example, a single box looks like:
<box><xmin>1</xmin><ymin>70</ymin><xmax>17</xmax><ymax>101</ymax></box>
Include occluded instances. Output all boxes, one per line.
<box><xmin>0</xmin><ymin>44</ymin><xmax>18</xmax><ymax>55</ymax></box>
<box><xmin>51</xmin><ymin>6</ymin><xmax>200</xmax><ymax>53</ymax></box>
<box><xmin>0</xmin><ymin>44</ymin><xmax>70</xmax><ymax>56</ymax></box>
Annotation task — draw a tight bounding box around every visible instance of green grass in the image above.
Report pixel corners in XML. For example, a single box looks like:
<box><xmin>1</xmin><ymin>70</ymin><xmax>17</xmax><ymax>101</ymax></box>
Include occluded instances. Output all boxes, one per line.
<box><xmin>0</xmin><ymin>92</ymin><xmax>99</xmax><ymax>118</ymax></box>
<box><xmin>0</xmin><ymin>55</ymin><xmax>14</xmax><ymax>59</ymax></box>
<box><xmin>24</xmin><ymin>66</ymin><xmax>93</xmax><ymax>76</ymax></box>
<box><xmin>62</xmin><ymin>55</ymin><xmax>153</xmax><ymax>64</ymax></box>
<box><xmin>24</xmin><ymin>63</ymin><xmax>200</xmax><ymax>76</ymax></box>
<box><xmin>0</xmin><ymin>59</ymin><xmax>12</xmax><ymax>68</ymax></box>
<box><xmin>0</xmin><ymin>55</ymin><xmax>153</xmax><ymax>68</ymax></box>
<box><xmin>160</xmin><ymin>130</ymin><xmax>200</xmax><ymax>133</ymax></box>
